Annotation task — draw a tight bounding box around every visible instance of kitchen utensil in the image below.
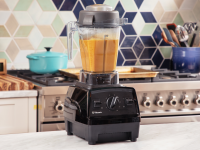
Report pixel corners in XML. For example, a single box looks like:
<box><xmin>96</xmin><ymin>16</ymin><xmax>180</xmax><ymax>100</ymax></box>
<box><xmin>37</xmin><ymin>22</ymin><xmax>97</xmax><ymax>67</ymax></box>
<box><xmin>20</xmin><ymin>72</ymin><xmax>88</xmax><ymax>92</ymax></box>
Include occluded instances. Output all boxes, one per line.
<box><xmin>192</xmin><ymin>23</ymin><xmax>200</xmax><ymax>47</ymax></box>
<box><xmin>167</xmin><ymin>23</ymin><xmax>177</xmax><ymax>32</ymax></box>
<box><xmin>27</xmin><ymin>47</ymin><xmax>68</xmax><ymax>74</ymax></box>
<box><xmin>169</xmin><ymin>30</ymin><xmax>181</xmax><ymax>47</ymax></box>
<box><xmin>59</xmin><ymin>67</ymin><xmax>159</xmax><ymax>79</ymax></box>
<box><xmin>0</xmin><ymin>59</ymin><xmax>7</xmax><ymax>75</ymax></box>
<box><xmin>175</xmin><ymin>25</ymin><xmax>189</xmax><ymax>47</ymax></box>
<box><xmin>162</xmin><ymin>28</ymin><xmax>180</xmax><ymax>47</ymax></box>
<box><xmin>172</xmin><ymin>47</ymin><xmax>200</xmax><ymax>73</ymax></box>
<box><xmin>183</xmin><ymin>22</ymin><xmax>197</xmax><ymax>34</ymax></box>
<box><xmin>190</xmin><ymin>26</ymin><xmax>198</xmax><ymax>47</ymax></box>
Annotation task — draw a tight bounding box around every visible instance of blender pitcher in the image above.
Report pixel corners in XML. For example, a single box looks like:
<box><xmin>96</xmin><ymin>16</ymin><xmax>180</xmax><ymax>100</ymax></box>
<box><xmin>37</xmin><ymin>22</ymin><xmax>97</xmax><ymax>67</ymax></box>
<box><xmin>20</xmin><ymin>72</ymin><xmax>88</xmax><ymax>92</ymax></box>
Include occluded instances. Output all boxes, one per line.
<box><xmin>67</xmin><ymin>4</ymin><xmax>127</xmax><ymax>73</ymax></box>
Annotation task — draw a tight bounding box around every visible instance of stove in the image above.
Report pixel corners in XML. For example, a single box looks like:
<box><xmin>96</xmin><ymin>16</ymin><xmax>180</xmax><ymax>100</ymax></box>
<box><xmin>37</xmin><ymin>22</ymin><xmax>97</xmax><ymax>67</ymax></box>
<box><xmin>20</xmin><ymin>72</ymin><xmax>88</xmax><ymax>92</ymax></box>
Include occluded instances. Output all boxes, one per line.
<box><xmin>7</xmin><ymin>67</ymin><xmax>200</xmax><ymax>131</ymax></box>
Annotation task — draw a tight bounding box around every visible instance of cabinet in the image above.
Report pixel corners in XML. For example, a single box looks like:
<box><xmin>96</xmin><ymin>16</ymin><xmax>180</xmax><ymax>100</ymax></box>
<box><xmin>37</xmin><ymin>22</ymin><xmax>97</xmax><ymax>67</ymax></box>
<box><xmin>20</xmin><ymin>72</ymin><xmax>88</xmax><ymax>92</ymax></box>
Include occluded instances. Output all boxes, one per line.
<box><xmin>0</xmin><ymin>97</ymin><xmax>36</xmax><ymax>134</ymax></box>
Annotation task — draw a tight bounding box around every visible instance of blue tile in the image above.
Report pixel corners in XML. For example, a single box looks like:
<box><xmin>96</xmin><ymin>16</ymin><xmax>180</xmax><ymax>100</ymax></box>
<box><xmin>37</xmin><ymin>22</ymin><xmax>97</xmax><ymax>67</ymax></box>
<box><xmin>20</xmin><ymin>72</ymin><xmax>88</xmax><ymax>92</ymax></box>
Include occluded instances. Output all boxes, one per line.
<box><xmin>160</xmin><ymin>59</ymin><xmax>171</xmax><ymax>69</ymax></box>
<box><xmin>122</xmin><ymin>24</ymin><xmax>136</xmax><ymax>35</ymax></box>
<box><xmin>81</xmin><ymin>0</ymin><xmax>94</xmax><ymax>8</ymax></box>
<box><xmin>60</xmin><ymin>0</ymin><xmax>77</xmax><ymax>11</ymax></box>
<box><xmin>117</xmin><ymin>50</ymin><xmax>124</xmax><ymax>66</ymax></box>
<box><xmin>121</xmin><ymin>49</ymin><xmax>136</xmax><ymax>59</ymax></box>
<box><xmin>134</xmin><ymin>0</ymin><xmax>144</xmax><ymax>9</ymax></box>
<box><xmin>152</xmin><ymin>49</ymin><xmax>164</xmax><ymax>67</ymax></box>
<box><xmin>140</xmin><ymin>60</ymin><xmax>153</xmax><ymax>65</ymax></box>
<box><xmin>73</xmin><ymin>1</ymin><xmax>84</xmax><ymax>19</ymax></box>
<box><xmin>159</xmin><ymin>40</ymin><xmax>171</xmax><ymax>46</ymax></box>
<box><xmin>140</xmin><ymin>48</ymin><xmax>156</xmax><ymax>59</ymax></box>
<box><xmin>121</xmin><ymin>36</ymin><xmax>137</xmax><ymax>47</ymax></box>
<box><xmin>115</xmin><ymin>1</ymin><xmax>125</xmax><ymax>18</ymax></box>
<box><xmin>60</xmin><ymin>26</ymin><xmax>67</xmax><ymax>36</ymax></box>
<box><xmin>119</xmin><ymin>30</ymin><xmax>125</xmax><ymax>46</ymax></box>
<box><xmin>140</xmin><ymin>12</ymin><xmax>156</xmax><ymax>23</ymax></box>
<box><xmin>133</xmin><ymin>38</ymin><xmax>144</xmax><ymax>57</ymax></box>
<box><xmin>123</xmin><ymin>12</ymin><xmax>137</xmax><ymax>23</ymax></box>
<box><xmin>153</xmin><ymin>25</ymin><xmax>162</xmax><ymax>45</ymax></box>
<box><xmin>52</xmin><ymin>0</ymin><xmax>64</xmax><ymax>10</ymax></box>
<box><xmin>95</xmin><ymin>0</ymin><xmax>105</xmax><ymax>4</ymax></box>
<box><xmin>124</xmin><ymin>60</ymin><xmax>137</xmax><ymax>66</ymax></box>
<box><xmin>140</xmin><ymin>36</ymin><xmax>156</xmax><ymax>47</ymax></box>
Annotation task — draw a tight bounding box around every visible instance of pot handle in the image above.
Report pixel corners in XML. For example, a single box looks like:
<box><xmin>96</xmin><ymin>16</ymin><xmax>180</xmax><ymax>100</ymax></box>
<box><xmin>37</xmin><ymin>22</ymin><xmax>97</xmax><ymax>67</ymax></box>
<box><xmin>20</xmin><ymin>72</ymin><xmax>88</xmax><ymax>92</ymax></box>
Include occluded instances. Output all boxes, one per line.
<box><xmin>27</xmin><ymin>55</ymin><xmax>38</xmax><ymax>60</ymax></box>
<box><xmin>67</xmin><ymin>21</ymin><xmax>77</xmax><ymax>60</ymax></box>
<box><xmin>44</xmin><ymin>47</ymin><xmax>52</xmax><ymax>52</ymax></box>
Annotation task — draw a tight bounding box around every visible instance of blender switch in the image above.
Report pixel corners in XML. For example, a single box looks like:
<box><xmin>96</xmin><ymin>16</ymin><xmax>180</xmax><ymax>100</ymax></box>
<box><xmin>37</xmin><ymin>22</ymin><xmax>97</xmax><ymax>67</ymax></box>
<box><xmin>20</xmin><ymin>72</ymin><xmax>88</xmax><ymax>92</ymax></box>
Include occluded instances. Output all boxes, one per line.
<box><xmin>125</xmin><ymin>99</ymin><xmax>134</xmax><ymax>105</ymax></box>
<box><xmin>94</xmin><ymin>100</ymin><xmax>101</xmax><ymax>108</ymax></box>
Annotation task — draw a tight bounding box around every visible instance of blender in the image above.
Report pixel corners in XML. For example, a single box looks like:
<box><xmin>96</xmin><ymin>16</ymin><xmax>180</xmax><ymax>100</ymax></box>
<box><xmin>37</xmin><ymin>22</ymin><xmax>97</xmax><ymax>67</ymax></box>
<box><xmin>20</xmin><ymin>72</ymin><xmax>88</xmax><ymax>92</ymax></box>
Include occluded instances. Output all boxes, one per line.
<box><xmin>64</xmin><ymin>4</ymin><xmax>140</xmax><ymax>145</ymax></box>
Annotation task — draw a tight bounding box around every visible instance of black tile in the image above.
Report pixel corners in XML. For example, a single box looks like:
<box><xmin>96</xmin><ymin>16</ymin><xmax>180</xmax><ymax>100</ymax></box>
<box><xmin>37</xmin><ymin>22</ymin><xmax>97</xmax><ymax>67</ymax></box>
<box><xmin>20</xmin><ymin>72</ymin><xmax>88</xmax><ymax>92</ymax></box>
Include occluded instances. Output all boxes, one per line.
<box><xmin>133</xmin><ymin>38</ymin><xmax>144</xmax><ymax>57</ymax></box>
<box><xmin>140</xmin><ymin>12</ymin><xmax>156</xmax><ymax>23</ymax></box>
<box><xmin>140</xmin><ymin>60</ymin><xmax>153</xmax><ymax>65</ymax></box>
<box><xmin>119</xmin><ymin>29</ymin><xmax>125</xmax><ymax>46</ymax></box>
<box><xmin>140</xmin><ymin>48</ymin><xmax>156</xmax><ymax>59</ymax></box>
<box><xmin>159</xmin><ymin>40</ymin><xmax>171</xmax><ymax>46</ymax></box>
<box><xmin>153</xmin><ymin>25</ymin><xmax>162</xmax><ymax>45</ymax></box>
<box><xmin>134</xmin><ymin>0</ymin><xmax>144</xmax><ymax>9</ymax></box>
<box><xmin>81</xmin><ymin>0</ymin><xmax>94</xmax><ymax>8</ymax></box>
<box><xmin>117</xmin><ymin>50</ymin><xmax>124</xmax><ymax>66</ymax></box>
<box><xmin>152</xmin><ymin>49</ymin><xmax>164</xmax><ymax>67</ymax></box>
<box><xmin>73</xmin><ymin>1</ymin><xmax>84</xmax><ymax>19</ymax></box>
<box><xmin>123</xmin><ymin>12</ymin><xmax>137</xmax><ymax>23</ymax></box>
<box><xmin>95</xmin><ymin>0</ymin><xmax>105</xmax><ymax>4</ymax></box>
<box><xmin>115</xmin><ymin>1</ymin><xmax>125</xmax><ymax>18</ymax></box>
<box><xmin>122</xmin><ymin>24</ymin><xmax>136</xmax><ymax>35</ymax></box>
<box><xmin>60</xmin><ymin>0</ymin><xmax>77</xmax><ymax>11</ymax></box>
<box><xmin>52</xmin><ymin>0</ymin><xmax>64</xmax><ymax>10</ymax></box>
<box><xmin>60</xmin><ymin>26</ymin><xmax>67</xmax><ymax>36</ymax></box>
<box><xmin>160</xmin><ymin>59</ymin><xmax>171</xmax><ymax>70</ymax></box>
<box><xmin>121</xmin><ymin>49</ymin><xmax>136</xmax><ymax>59</ymax></box>
<box><xmin>121</xmin><ymin>36</ymin><xmax>137</xmax><ymax>47</ymax></box>
<box><xmin>124</xmin><ymin>60</ymin><xmax>137</xmax><ymax>66</ymax></box>
<box><xmin>140</xmin><ymin>36</ymin><xmax>156</xmax><ymax>47</ymax></box>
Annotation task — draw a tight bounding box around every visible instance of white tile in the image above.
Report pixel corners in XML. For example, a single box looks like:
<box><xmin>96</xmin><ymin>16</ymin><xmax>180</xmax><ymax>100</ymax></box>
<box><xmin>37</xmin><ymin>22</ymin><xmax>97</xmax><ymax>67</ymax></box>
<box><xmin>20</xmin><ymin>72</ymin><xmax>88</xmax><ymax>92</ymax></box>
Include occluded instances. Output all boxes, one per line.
<box><xmin>37</xmin><ymin>12</ymin><xmax>57</xmax><ymax>25</ymax></box>
<box><xmin>28</xmin><ymin>0</ymin><xmax>42</xmax><ymax>23</ymax></box>
<box><xmin>180</xmin><ymin>0</ymin><xmax>197</xmax><ymax>10</ymax></box>
<box><xmin>180</xmin><ymin>10</ymin><xmax>197</xmax><ymax>22</ymax></box>
<box><xmin>160</xmin><ymin>0</ymin><xmax>178</xmax><ymax>11</ymax></box>
<box><xmin>0</xmin><ymin>38</ymin><xmax>12</xmax><ymax>51</ymax></box>
<box><xmin>59</xmin><ymin>11</ymin><xmax>76</xmax><ymax>24</ymax></box>
<box><xmin>132</xmin><ymin>12</ymin><xmax>145</xmax><ymax>35</ymax></box>
<box><xmin>28</xmin><ymin>26</ymin><xmax>43</xmax><ymax>49</ymax></box>
<box><xmin>13</xmin><ymin>12</ymin><xmax>34</xmax><ymax>25</ymax></box>
<box><xmin>140</xmin><ymin>0</ymin><xmax>158</xmax><ymax>11</ymax></box>
<box><xmin>0</xmin><ymin>12</ymin><xmax>11</xmax><ymax>25</ymax></box>
<box><xmin>4</xmin><ymin>0</ymin><xmax>18</xmax><ymax>11</ymax></box>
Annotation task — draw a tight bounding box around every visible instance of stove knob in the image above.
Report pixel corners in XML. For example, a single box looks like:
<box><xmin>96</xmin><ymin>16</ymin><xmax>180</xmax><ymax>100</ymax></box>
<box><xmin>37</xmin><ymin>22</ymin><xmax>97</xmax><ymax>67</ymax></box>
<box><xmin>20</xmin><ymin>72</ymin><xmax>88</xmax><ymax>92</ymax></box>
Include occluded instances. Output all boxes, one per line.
<box><xmin>106</xmin><ymin>96</ymin><xmax>119</xmax><ymax>110</ymax></box>
<box><xmin>143</xmin><ymin>97</ymin><xmax>151</xmax><ymax>108</ymax></box>
<box><xmin>55</xmin><ymin>100</ymin><xmax>64</xmax><ymax>113</ymax></box>
<box><xmin>169</xmin><ymin>96</ymin><xmax>177</xmax><ymax>107</ymax></box>
<box><xmin>156</xmin><ymin>96</ymin><xmax>164</xmax><ymax>107</ymax></box>
<box><xmin>181</xmin><ymin>95</ymin><xmax>190</xmax><ymax>106</ymax></box>
<box><xmin>194</xmin><ymin>95</ymin><xmax>200</xmax><ymax>105</ymax></box>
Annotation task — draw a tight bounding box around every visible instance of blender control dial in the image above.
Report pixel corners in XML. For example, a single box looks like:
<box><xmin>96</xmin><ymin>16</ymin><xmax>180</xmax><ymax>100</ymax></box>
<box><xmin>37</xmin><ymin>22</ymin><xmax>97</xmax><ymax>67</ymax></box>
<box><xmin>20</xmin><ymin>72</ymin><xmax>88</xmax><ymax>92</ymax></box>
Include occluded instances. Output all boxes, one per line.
<box><xmin>55</xmin><ymin>100</ymin><xmax>64</xmax><ymax>113</ymax></box>
<box><xmin>106</xmin><ymin>96</ymin><xmax>119</xmax><ymax>110</ymax></box>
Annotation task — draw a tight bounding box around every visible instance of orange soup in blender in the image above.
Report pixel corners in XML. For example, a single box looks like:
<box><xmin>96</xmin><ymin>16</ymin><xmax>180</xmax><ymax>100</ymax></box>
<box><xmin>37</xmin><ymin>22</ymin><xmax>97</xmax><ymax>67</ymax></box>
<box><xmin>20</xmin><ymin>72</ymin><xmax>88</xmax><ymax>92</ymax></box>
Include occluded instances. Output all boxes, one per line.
<box><xmin>79</xmin><ymin>39</ymin><xmax>119</xmax><ymax>73</ymax></box>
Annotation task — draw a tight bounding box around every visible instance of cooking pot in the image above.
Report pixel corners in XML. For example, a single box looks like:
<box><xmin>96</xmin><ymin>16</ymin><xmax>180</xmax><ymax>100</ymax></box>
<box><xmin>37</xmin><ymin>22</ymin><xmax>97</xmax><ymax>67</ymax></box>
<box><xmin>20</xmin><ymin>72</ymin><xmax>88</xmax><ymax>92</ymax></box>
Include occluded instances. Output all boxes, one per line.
<box><xmin>27</xmin><ymin>47</ymin><xmax>68</xmax><ymax>74</ymax></box>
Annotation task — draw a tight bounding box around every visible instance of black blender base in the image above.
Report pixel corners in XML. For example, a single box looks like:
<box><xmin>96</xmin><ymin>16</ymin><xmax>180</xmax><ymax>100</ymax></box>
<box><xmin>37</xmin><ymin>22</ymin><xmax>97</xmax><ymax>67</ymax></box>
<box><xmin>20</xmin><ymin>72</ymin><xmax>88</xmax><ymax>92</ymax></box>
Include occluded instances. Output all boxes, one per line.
<box><xmin>65</xmin><ymin>118</ymin><xmax>140</xmax><ymax>145</ymax></box>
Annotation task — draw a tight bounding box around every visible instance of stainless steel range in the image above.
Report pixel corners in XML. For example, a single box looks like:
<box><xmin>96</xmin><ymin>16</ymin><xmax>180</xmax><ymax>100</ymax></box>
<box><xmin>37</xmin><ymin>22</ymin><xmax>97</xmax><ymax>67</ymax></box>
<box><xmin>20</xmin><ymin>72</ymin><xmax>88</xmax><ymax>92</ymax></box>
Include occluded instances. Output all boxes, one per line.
<box><xmin>8</xmin><ymin>67</ymin><xmax>200</xmax><ymax>132</ymax></box>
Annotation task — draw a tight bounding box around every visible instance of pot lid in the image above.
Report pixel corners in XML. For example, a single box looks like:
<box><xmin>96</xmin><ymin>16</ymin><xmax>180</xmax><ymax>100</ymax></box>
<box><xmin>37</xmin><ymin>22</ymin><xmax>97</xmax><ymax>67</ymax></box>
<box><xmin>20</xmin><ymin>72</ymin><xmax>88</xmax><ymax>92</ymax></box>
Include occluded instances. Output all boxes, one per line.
<box><xmin>28</xmin><ymin>47</ymin><xmax>68</xmax><ymax>58</ymax></box>
<box><xmin>78</xmin><ymin>4</ymin><xmax>127</xmax><ymax>27</ymax></box>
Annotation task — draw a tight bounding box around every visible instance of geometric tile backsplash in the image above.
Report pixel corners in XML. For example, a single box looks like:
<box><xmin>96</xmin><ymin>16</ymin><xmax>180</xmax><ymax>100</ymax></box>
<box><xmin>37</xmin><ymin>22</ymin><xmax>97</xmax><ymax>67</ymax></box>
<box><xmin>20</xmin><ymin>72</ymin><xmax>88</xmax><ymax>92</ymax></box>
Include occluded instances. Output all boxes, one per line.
<box><xmin>0</xmin><ymin>0</ymin><xmax>199</xmax><ymax>70</ymax></box>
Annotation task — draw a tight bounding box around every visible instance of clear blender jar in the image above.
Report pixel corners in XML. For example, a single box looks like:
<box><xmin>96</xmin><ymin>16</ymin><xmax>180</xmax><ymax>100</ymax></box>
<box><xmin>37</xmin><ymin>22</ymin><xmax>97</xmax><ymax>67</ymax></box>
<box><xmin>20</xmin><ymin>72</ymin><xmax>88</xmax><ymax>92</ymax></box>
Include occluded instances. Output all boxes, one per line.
<box><xmin>67</xmin><ymin>4</ymin><xmax>127</xmax><ymax>73</ymax></box>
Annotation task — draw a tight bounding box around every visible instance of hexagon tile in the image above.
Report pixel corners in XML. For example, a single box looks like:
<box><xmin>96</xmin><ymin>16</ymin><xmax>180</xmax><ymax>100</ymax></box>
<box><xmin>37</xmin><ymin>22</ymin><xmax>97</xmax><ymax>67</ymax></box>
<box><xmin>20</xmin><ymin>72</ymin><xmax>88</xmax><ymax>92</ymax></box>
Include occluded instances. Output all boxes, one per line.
<box><xmin>0</xmin><ymin>0</ymin><xmax>197</xmax><ymax>70</ymax></box>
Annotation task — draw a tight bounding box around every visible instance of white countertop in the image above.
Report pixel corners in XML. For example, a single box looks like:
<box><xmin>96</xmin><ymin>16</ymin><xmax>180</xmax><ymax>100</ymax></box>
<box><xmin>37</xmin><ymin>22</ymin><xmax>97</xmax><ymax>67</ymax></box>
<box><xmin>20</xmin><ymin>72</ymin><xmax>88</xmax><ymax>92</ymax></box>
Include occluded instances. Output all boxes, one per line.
<box><xmin>0</xmin><ymin>122</ymin><xmax>200</xmax><ymax>150</ymax></box>
<box><xmin>0</xmin><ymin>90</ymin><xmax>37</xmax><ymax>98</ymax></box>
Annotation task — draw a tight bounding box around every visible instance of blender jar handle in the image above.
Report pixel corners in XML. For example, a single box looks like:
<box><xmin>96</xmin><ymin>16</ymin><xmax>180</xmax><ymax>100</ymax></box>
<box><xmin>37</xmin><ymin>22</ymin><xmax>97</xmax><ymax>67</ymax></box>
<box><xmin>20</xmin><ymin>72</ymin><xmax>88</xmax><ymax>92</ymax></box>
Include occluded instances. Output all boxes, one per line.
<box><xmin>67</xmin><ymin>21</ymin><xmax>77</xmax><ymax>60</ymax></box>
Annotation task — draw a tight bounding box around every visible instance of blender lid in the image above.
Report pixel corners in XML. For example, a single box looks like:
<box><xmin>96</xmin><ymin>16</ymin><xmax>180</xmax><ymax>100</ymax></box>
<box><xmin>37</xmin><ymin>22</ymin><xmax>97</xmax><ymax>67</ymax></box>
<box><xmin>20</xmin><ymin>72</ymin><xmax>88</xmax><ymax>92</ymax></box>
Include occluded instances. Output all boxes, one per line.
<box><xmin>78</xmin><ymin>4</ymin><xmax>127</xmax><ymax>27</ymax></box>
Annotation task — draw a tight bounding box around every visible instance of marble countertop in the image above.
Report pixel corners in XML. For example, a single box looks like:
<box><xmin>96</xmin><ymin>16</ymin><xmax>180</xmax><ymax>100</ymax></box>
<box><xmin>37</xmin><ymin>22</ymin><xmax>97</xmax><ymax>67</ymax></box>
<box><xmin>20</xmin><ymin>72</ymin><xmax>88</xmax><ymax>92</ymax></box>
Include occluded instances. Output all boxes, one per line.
<box><xmin>0</xmin><ymin>122</ymin><xmax>200</xmax><ymax>150</ymax></box>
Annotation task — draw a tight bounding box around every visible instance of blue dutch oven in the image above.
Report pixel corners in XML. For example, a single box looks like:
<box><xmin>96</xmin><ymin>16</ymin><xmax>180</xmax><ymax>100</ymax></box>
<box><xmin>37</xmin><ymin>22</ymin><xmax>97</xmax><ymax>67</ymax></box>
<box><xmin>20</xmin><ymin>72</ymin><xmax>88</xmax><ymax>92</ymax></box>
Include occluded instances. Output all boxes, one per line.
<box><xmin>27</xmin><ymin>47</ymin><xmax>68</xmax><ymax>74</ymax></box>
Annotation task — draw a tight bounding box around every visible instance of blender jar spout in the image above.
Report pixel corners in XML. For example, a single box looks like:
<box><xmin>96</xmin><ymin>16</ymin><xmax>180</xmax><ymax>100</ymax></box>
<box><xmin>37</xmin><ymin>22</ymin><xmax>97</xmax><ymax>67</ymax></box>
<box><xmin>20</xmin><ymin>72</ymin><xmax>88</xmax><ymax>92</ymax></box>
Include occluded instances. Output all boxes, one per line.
<box><xmin>67</xmin><ymin>21</ymin><xmax>77</xmax><ymax>60</ymax></box>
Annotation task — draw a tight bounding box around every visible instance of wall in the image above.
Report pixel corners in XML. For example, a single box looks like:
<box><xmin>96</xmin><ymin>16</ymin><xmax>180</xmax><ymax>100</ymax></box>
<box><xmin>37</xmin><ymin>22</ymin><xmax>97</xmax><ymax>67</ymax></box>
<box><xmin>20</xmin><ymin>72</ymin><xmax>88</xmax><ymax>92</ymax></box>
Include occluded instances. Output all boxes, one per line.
<box><xmin>0</xmin><ymin>0</ymin><xmax>199</xmax><ymax>70</ymax></box>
